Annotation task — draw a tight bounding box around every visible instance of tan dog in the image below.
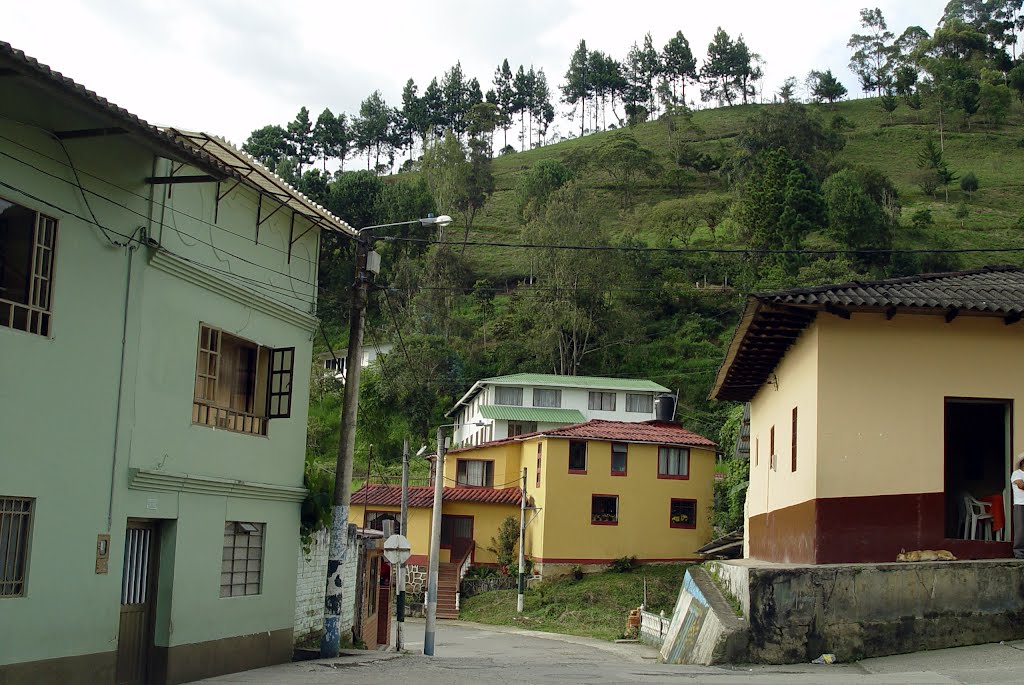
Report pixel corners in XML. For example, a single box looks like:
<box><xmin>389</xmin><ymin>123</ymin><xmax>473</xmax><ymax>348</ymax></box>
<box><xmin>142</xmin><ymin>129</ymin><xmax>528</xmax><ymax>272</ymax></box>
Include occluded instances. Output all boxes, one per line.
<box><xmin>896</xmin><ymin>549</ymin><xmax>957</xmax><ymax>562</ymax></box>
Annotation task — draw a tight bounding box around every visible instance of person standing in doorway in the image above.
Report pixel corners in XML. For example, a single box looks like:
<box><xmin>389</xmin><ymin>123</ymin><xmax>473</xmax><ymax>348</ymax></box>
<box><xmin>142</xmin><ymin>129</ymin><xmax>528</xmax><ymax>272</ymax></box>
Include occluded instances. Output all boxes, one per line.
<box><xmin>1013</xmin><ymin>453</ymin><xmax>1024</xmax><ymax>559</ymax></box>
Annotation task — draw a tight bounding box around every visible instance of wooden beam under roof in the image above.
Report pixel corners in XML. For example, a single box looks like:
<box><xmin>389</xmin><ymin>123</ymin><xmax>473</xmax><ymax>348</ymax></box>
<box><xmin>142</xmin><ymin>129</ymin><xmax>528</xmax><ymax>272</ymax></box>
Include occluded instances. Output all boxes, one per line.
<box><xmin>54</xmin><ymin>126</ymin><xmax>128</xmax><ymax>139</ymax></box>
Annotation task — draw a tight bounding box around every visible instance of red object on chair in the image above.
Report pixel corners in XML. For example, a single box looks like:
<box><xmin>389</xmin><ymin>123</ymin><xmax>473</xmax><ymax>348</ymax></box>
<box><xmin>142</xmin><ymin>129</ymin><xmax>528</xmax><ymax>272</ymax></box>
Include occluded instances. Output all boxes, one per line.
<box><xmin>983</xmin><ymin>494</ymin><xmax>1004</xmax><ymax>534</ymax></box>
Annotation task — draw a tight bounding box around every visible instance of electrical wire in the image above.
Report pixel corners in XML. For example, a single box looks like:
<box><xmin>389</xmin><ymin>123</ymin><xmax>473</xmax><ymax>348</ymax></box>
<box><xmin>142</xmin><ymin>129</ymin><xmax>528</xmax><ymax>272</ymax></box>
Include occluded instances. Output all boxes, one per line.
<box><xmin>0</xmin><ymin>129</ymin><xmax>322</xmax><ymax>265</ymax></box>
<box><xmin>382</xmin><ymin>236</ymin><xmax>1024</xmax><ymax>257</ymax></box>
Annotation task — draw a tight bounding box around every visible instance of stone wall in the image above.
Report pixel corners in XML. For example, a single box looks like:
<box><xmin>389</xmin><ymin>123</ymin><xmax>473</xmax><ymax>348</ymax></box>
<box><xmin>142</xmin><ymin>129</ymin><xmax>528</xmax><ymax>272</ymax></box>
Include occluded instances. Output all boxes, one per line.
<box><xmin>293</xmin><ymin>526</ymin><xmax>359</xmax><ymax>645</ymax></box>
<box><xmin>460</xmin><ymin>575</ymin><xmax>519</xmax><ymax>598</ymax></box>
<box><xmin>706</xmin><ymin>558</ymin><xmax>1024</xmax><ymax>664</ymax></box>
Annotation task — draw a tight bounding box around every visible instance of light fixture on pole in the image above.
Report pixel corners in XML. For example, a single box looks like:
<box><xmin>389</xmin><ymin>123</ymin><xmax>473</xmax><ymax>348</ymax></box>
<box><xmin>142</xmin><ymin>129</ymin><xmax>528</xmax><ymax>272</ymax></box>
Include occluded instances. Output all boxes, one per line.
<box><xmin>423</xmin><ymin>420</ymin><xmax>485</xmax><ymax>656</ymax></box>
<box><xmin>321</xmin><ymin>214</ymin><xmax>453</xmax><ymax>659</ymax></box>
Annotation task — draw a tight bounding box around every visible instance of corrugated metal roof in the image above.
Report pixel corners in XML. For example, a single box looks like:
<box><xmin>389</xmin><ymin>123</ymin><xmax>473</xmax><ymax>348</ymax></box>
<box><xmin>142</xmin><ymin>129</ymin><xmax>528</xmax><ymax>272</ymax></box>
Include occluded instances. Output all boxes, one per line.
<box><xmin>0</xmin><ymin>41</ymin><xmax>355</xmax><ymax>238</ymax></box>
<box><xmin>712</xmin><ymin>267</ymin><xmax>1024</xmax><ymax>403</ymax></box>
<box><xmin>351</xmin><ymin>484</ymin><xmax>522</xmax><ymax>508</ymax></box>
<box><xmin>165</xmin><ymin>129</ymin><xmax>355</xmax><ymax>237</ymax></box>
<box><xmin>478</xmin><ymin>405</ymin><xmax>587</xmax><ymax>423</ymax></box>
<box><xmin>448</xmin><ymin>373</ymin><xmax>670</xmax><ymax>416</ymax></box>
<box><xmin>482</xmin><ymin>373</ymin><xmax>670</xmax><ymax>391</ymax></box>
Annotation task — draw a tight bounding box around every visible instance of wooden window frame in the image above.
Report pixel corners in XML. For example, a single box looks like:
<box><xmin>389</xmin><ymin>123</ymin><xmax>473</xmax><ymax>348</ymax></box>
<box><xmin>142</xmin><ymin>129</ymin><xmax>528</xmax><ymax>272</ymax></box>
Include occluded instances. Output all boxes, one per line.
<box><xmin>0</xmin><ymin>496</ymin><xmax>34</xmax><ymax>598</ymax></box>
<box><xmin>364</xmin><ymin>510</ymin><xmax>401</xmax><ymax>535</ymax></box>
<box><xmin>588</xmin><ymin>391</ymin><xmax>616</xmax><ymax>411</ymax></box>
<box><xmin>220</xmin><ymin>521</ymin><xmax>264</xmax><ymax>598</ymax></box>
<box><xmin>611</xmin><ymin>442</ymin><xmax>628</xmax><ymax>476</ymax></box>
<box><xmin>568</xmin><ymin>440</ymin><xmax>588</xmax><ymax>474</ymax></box>
<box><xmin>670</xmin><ymin>498</ymin><xmax>698</xmax><ymax>529</ymax></box>
<box><xmin>770</xmin><ymin>425</ymin><xmax>776</xmax><ymax>471</ymax></box>
<box><xmin>456</xmin><ymin>459</ymin><xmax>494</xmax><ymax>488</ymax></box>
<box><xmin>536</xmin><ymin>444</ymin><xmax>542</xmax><ymax>488</ymax></box>
<box><xmin>791</xmin><ymin>407</ymin><xmax>798</xmax><ymax>473</ymax></box>
<box><xmin>657</xmin><ymin>446</ymin><xmax>690</xmax><ymax>480</ymax></box>
<box><xmin>0</xmin><ymin>198</ymin><xmax>57</xmax><ymax>338</ymax></box>
<box><xmin>591</xmin><ymin>494</ymin><xmax>618</xmax><ymax>526</ymax></box>
<box><xmin>192</xmin><ymin>323</ymin><xmax>295</xmax><ymax>436</ymax></box>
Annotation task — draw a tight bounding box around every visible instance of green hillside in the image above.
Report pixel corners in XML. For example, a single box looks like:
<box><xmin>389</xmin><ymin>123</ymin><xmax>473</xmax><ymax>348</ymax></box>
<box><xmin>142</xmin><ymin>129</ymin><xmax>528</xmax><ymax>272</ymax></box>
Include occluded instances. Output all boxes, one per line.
<box><xmin>462</xmin><ymin>97</ymin><xmax>1024</xmax><ymax>281</ymax></box>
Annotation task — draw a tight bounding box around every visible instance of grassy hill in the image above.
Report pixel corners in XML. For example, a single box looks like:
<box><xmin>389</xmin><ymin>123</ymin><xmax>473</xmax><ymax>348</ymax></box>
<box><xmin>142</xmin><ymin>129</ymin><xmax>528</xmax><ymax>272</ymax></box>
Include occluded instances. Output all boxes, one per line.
<box><xmin>460</xmin><ymin>97</ymin><xmax>1024</xmax><ymax>281</ymax></box>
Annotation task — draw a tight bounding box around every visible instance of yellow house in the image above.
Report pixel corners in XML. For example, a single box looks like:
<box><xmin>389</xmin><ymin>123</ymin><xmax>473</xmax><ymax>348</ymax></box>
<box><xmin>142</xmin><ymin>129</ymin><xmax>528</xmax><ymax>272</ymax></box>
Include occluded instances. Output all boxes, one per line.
<box><xmin>350</xmin><ymin>419</ymin><xmax>716</xmax><ymax>580</ymax></box>
<box><xmin>712</xmin><ymin>267</ymin><xmax>1022</xmax><ymax>564</ymax></box>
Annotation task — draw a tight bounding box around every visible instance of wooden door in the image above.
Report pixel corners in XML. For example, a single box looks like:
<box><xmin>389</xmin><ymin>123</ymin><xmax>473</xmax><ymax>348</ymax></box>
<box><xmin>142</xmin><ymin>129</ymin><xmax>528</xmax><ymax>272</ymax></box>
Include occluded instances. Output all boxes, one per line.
<box><xmin>116</xmin><ymin>521</ymin><xmax>159</xmax><ymax>685</ymax></box>
<box><xmin>376</xmin><ymin>560</ymin><xmax>391</xmax><ymax>646</ymax></box>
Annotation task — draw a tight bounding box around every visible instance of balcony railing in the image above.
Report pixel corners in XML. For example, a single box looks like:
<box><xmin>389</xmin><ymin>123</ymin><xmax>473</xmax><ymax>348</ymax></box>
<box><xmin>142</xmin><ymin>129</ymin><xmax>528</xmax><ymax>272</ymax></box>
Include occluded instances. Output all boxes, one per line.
<box><xmin>192</xmin><ymin>400</ymin><xmax>267</xmax><ymax>436</ymax></box>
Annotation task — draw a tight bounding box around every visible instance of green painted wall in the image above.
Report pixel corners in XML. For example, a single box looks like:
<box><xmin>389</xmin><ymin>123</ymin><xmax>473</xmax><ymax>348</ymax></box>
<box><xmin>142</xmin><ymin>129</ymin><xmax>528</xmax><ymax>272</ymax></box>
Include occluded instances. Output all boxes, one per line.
<box><xmin>0</xmin><ymin>88</ymin><xmax>320</xmax><ymax>669</ymax></box>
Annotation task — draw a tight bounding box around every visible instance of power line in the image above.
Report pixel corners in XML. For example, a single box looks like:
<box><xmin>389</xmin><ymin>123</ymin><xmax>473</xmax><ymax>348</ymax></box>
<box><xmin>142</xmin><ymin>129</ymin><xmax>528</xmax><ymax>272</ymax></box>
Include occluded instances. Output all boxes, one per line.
<box><xmin>383</xmin><ymin>236</ymin><xmax>1024</xmax><ymax>257</ymax></box>
<box><xmin>0</xmin><ymin>129</ymin><xmax>323</xmax><ymax>265</ymax></box>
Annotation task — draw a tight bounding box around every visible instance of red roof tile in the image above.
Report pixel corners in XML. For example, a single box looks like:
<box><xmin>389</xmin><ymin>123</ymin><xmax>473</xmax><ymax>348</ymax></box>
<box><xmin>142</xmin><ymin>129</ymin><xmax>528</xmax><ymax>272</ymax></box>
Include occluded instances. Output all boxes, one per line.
<box><xmin>351</xmin><ymin>484</ymin><xmax>522</xmax><ymax>508</ymax></box>
<box><xmin>449</xmin><ymin>419</ymin><xmax>716</xmax><ymax>453</ymax></box>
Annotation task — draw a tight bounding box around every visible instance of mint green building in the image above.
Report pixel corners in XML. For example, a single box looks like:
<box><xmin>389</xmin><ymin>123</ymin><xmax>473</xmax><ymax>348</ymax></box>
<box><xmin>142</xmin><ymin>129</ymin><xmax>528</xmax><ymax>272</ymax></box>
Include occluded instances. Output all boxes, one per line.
<box><xmin>0</xmin><ymin>42</ymin><xmax>354</xmax><ymax>684</ymax></box>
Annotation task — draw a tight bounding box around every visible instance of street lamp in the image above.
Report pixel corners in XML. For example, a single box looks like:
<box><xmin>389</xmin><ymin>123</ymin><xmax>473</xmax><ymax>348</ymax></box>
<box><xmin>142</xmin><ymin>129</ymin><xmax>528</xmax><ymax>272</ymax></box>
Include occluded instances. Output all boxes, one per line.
<box><xmin>321</xmin><ymin>214</ymin><xmax>453</xmax><ymax>659</ymax></box>
<box><xmin>423</xmin><ymin>419</ymin><xmax>485</xmax><ymax>656</ymax></box>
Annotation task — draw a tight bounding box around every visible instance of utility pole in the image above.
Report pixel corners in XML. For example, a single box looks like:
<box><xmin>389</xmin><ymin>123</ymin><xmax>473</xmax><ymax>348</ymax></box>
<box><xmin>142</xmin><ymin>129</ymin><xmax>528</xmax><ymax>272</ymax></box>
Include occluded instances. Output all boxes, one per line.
<box><xmin>424</xmin><ymin>426</ymin><xmax>446</xmax><ymax>656</ymax></box>
<box><xmin>321</xmin><ymin>234</ymin><xmax>374</xmax><ymax>658</ymax></box>
<box><xmin>396</xmin><ymin>437</ymin><xmax>410</xmax><ymax>651</ymax></box>
<box><xmin>517</xmin><ymin>467</ymin><xmax>527</xmax><ymax>613</ymax></box>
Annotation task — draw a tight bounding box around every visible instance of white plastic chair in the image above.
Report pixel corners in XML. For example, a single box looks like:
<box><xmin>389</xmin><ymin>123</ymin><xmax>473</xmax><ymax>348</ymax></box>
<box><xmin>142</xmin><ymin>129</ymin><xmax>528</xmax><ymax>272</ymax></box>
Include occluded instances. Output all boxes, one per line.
<box><xmin>962</xmin><ymin>495</ymin><xmax>993</xmax><ymax>540</ymax></box>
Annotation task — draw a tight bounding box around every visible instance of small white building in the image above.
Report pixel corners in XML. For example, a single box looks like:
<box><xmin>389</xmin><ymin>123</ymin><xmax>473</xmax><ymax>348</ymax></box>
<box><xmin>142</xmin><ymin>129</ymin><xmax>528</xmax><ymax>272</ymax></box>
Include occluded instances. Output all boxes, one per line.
<box><xmin>447</xmin><ymin>373</ymin><xmax>672</xmax><ymax>447</ymax></box>
<box><xmin>316</xmin><ymin>342</ymin><xmax>393</xmax><ymax>381</ymax></box>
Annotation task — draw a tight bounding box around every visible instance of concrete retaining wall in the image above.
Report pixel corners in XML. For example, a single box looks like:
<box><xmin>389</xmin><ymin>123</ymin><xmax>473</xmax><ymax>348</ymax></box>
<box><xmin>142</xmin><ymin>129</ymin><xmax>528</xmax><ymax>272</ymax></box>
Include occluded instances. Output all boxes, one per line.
<box><xmin>659</xmin><ymin>567</ymin><xmax>748</xmax><ymax>665</ymax></box>
<box><xmin>715</xmin><ymin>558</ymin><xmax>1024</xmax><ymax>664</ymax></box>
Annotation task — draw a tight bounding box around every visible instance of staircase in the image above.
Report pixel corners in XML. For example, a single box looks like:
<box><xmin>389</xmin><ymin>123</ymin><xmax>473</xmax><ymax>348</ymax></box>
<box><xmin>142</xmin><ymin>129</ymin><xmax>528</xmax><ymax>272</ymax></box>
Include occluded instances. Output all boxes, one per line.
<box><xmin>436</xmin><ymin>562</ymin><xmax>461</xmax><ymax>619</ymax></box>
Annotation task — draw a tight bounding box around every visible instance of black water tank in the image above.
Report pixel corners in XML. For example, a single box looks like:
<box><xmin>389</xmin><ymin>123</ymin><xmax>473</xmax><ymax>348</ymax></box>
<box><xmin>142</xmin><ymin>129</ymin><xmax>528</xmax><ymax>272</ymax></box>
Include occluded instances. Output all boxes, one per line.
<box><xmin>654</xmin><ymin>394</ymin><xmax>675</xmax><ymax>422</ymax></box>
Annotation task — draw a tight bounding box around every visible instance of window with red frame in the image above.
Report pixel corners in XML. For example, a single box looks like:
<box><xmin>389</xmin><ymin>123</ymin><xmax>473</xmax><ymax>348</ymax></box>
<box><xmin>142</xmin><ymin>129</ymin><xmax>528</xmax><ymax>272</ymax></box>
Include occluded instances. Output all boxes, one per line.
<box><xmin>611</xmin><ymin>442</ymin><xmax>628</xmax><ymax>475</ymax></box>
<box><xmin>536</xmin><ymin>444</ymin><xmax>542</xmax><ymax>487</ymax></box>
<box><xmin>591</xmin><ymin>495</ymin><xmax>618</xmax><ymax>525</ymax></box>
<box><xmin>657</xmin><ymin>446</ymin><xmax>689</xmax><ymax>479</ymax></box>
<box><xmin>568</xmin><ymin>440</ymin><xmax>587</xmax><ymax>473</ymax></box>
<box><xmin>670</xmin><ymin>499</ymin><xmax>697</xmax><ymax>529</ymax></box>
<box><xmin>791</xmin><ymin>407</ymin><xmax>798</xmax><ymax>472</ymax></box>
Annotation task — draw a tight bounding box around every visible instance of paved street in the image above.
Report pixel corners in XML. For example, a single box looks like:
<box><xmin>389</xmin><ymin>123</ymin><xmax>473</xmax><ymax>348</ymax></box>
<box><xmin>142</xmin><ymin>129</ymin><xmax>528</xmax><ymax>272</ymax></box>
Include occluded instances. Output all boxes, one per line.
<box><xmin>194</xmin><ymin>619</ymin><xmax>1024</xmax><ymax>684</ymax></box>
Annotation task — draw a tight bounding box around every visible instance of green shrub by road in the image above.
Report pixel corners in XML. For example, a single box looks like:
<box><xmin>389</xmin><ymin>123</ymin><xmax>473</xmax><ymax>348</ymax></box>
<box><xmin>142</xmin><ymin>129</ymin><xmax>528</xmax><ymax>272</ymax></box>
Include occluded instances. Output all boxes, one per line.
<box><xmin>459</xmin><ymin>564</ymin><xmax>688</xmax><ymax>641</ymax></box>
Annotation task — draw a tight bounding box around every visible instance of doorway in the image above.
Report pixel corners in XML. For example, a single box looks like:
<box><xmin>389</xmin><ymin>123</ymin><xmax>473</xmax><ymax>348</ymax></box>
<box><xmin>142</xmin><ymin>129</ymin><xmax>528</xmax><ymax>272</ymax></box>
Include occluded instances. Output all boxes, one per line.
<box><xmin>440</xmin><ymin>515</ymin><xmax>474</xmax><ymax>560</ymax></box>
<box><xmin>115</xmin><ymin>520</ymin><xmax>160</xmax><ymax>685</ymax></box>
<box><xmin>944</xmin><ymin>399</ymin><xmax>1011</xmax><ymax>539</ymax></box>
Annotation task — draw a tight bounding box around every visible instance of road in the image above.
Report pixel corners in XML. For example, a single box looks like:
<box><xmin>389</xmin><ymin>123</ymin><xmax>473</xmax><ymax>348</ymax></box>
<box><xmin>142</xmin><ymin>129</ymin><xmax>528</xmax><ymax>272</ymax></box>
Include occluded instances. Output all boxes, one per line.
<box><xmin>194</xmin><ymin>618</ymin><xmax>1024</xmax><ymax>684</ymax></box>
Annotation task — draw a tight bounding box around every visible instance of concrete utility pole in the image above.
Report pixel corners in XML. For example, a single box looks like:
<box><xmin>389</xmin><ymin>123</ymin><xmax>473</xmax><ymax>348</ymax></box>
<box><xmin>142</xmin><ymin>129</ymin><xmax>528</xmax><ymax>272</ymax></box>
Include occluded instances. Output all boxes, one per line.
<box><xmin>517</xmin><ymin>467</ymin><xmax>527</xmax><ymax>613</ymax></box>
<box><xmin>321</xmin><ymin>235</ymin><xmax>372</xmax><ymax>658</ymax></box>
<box><xmin>397</xmin><ymin>437</ymin><xmax>410</xmax><ymax>651</ymax></box>
<box><xmin>423</xmin><ymin>426</ymin><xmax>446</xmax><ymax>656</ymax></box>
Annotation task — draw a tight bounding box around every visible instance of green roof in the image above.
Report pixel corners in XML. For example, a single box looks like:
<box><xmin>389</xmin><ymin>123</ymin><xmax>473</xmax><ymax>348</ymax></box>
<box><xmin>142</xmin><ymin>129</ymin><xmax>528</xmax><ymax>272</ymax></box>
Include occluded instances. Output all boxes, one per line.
<box><xmin>478</xmin><ymin>405</ymin><xmax>587</xmax><ymax>423</ymax></box>
<box><xmin>482</xmin><ymin>373</ymin><xmax>670</xmax><ymax>392</ymax></box>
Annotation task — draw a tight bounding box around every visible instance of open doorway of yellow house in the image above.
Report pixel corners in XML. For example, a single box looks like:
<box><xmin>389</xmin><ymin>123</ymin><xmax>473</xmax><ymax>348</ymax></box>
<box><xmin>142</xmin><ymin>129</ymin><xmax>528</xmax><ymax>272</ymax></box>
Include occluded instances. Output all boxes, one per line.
<box><xmin>440</xmin><ymin>515</ymin><xmax>474</xmax><ymax>562</ymax></box>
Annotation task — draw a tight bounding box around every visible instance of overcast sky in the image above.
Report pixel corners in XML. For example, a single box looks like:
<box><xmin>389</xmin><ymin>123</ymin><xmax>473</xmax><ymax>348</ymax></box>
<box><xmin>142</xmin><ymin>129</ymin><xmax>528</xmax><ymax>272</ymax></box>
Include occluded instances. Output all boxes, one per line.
<box><xmin>7</xmin><ymin>0</ymin><xmax>946</xmax><ymax>146</ymax></box>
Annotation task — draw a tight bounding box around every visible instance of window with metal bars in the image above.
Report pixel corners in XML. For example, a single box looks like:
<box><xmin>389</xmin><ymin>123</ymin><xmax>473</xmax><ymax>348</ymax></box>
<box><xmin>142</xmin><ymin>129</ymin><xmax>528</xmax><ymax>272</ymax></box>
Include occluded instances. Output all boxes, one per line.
<box><xmin>193</xmin><ymin>324</ymin><xmax>295</xmax><ymax>436</ymax></box>
<box><xmin>0</xmin><ymin>497</ymin><xmax>33</xmax><ymax>597</ymax></box>
<box><xmin>0</xmin><ymin>198</ymin><xmax>56</xmax><ymax>337</ymax></box>
<box><xmin>220</xmin><ymin>521</ymin><xmax>264</xmax><ymax>597</ymax></box>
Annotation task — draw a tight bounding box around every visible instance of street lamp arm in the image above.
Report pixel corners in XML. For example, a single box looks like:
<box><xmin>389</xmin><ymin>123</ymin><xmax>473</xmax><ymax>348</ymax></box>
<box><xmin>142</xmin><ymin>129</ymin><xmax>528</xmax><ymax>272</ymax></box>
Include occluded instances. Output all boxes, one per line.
<box><xmin>358</xmin><ymin>215</ymin><xmax>453</xmax><ymax>234</ymax></box>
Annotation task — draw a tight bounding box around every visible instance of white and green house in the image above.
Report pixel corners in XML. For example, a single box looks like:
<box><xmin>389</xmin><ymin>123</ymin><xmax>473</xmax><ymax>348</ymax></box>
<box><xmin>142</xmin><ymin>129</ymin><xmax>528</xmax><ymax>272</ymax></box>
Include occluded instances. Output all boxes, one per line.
<box><xmin>0</xmin><ymin>42</ymin><xmax>355</xmax><ymax>684</ymax></box>
<box><xmin>448</xmin><ymin>373</ymin><xmax>673</xmax><ymax>447</ymax></box>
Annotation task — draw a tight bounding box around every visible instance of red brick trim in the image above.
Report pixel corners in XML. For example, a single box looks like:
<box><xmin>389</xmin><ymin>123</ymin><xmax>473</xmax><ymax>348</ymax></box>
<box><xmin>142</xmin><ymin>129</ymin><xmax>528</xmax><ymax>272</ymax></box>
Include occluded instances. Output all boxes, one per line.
<box><xmin>533</xmin><ymin>556</ymin><xmax>702</xmax><ymax>564</ymax></box>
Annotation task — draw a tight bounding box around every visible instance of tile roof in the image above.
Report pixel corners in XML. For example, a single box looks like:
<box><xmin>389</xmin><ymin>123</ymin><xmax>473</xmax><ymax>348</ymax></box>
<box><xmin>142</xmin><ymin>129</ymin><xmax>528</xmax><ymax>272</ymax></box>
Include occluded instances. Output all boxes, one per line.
<box><xmin>351</xmin><ymin>484</ymin><xmax>522</xmax><ymax>508</ymax></box>
<box><xmin>478</xmin><ymin>405</ymin><xmax>586</xmax><ymax>423</ymax></box>
<box><xmin>448</xmin><ymin>419</ymin><xmax>716</xmax><ymax>452</ymax></box>
<box><xmin>542</xmin><ymin>419</ymin><xmax>716</xmax><ymax>447</ymax></box>
<box><xmin>756</xmin><ymin>266</ymin><xmax>1024</xmax><ymax>314</ymax></box>
<box><xmin>712</xmin><ymin>267</ymin><xmax>1024</xmax><ymax>402</ymax></box>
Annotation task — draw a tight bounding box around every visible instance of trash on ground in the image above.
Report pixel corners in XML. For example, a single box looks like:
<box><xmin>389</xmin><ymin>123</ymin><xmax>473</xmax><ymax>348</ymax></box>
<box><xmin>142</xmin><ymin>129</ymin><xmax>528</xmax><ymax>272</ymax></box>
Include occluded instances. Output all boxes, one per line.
<box><xmin>811</xmin><ymin>653</ymin><xmax>837</xmax><ymax>665</ymax></box>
